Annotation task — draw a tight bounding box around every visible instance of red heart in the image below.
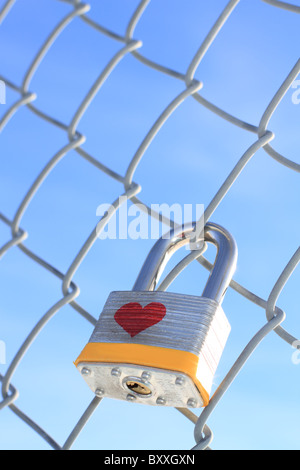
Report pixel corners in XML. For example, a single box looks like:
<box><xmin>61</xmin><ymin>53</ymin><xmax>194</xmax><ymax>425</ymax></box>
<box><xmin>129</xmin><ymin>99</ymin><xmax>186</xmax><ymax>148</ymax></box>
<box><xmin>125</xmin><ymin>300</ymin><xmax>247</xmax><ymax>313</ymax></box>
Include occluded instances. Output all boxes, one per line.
<box><xmin>114</xmin><ymin>302</ymin><xmax>167</xmax><ymax>338</ymax></box>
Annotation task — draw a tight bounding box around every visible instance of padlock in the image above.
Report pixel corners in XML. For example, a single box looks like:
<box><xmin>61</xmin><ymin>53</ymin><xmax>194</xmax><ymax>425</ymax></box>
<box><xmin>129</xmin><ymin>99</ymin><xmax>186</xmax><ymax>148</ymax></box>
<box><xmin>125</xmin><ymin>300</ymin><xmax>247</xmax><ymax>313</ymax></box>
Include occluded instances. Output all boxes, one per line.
<box><xmin>75</xmin><ymin>222</ymin><xmax>237</xmax><ymax>408</ymax></box>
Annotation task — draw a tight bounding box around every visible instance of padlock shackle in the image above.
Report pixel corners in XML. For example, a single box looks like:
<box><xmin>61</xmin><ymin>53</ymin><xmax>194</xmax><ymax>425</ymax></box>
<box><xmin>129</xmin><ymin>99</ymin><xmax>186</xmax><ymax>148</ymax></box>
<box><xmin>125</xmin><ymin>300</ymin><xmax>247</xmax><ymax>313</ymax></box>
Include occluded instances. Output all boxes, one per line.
<box><xmin>133</xmin><ymin>222</ymin><xmax>238</xmax><ymax>305</ymax></box>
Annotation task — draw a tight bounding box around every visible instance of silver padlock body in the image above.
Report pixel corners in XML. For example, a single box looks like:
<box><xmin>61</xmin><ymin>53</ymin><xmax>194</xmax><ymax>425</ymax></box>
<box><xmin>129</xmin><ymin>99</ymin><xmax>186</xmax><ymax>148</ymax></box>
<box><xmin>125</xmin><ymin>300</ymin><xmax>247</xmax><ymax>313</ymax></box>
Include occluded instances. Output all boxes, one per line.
<box><xmin>76</xmin><ymin>291</ymin><xmax>231</xmax><ymax>407</ymax></box>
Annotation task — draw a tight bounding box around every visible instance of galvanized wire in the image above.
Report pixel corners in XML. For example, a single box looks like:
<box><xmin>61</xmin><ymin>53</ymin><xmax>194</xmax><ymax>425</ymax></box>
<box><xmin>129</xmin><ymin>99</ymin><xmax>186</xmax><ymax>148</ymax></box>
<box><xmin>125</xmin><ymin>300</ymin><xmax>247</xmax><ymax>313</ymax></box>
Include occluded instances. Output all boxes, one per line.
<box><xmin>0</xmin><ymin>0</ymin><xmax>299</xmax><ymax>451</ymax></box>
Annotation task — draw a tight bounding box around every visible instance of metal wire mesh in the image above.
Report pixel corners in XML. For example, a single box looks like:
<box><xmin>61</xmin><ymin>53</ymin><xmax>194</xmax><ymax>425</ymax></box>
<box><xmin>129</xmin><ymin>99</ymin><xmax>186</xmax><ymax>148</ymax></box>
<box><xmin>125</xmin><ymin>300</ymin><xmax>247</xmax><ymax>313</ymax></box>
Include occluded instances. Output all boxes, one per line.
<box><xmin>0</xmin><ymin>0</ymin><xmax>299</xmax><ymax>450</ymax></box>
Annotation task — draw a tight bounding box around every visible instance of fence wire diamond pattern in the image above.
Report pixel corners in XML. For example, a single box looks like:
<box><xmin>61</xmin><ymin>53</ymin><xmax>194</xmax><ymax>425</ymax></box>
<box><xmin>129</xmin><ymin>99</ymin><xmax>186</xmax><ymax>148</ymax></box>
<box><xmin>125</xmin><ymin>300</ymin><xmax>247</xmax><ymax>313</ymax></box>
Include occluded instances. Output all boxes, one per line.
<box><xmin>0</xmin><ymin>0</ymin><xmax>299</xmax><ymax>450</ymax></box>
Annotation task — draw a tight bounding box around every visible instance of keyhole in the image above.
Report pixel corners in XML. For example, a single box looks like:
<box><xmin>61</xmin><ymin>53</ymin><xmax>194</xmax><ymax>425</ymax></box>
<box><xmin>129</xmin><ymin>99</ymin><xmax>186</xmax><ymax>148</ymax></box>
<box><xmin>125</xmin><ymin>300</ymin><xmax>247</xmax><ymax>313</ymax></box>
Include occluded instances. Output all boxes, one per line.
<box><xmin>126</xmin><ymin>380</ymin><xmax>152</xmax><ymax>396</ymax></box>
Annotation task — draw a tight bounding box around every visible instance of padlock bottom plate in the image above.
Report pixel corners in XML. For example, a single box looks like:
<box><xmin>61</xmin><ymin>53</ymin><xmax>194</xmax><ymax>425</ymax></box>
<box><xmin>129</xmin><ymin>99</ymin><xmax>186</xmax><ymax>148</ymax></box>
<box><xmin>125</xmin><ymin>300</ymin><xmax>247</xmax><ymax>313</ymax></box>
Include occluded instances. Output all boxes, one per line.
<box><xmin>77</xmin><ymin>362</ymin><xmax>204</xmax><ymax>408</ymax></box>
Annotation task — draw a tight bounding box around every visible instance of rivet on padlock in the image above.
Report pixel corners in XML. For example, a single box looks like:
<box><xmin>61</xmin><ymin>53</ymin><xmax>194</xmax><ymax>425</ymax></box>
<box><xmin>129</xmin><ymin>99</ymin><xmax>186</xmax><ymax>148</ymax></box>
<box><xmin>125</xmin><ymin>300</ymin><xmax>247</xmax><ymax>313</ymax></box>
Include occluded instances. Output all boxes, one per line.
<box><xmin>75</xmin><ymin>222</ymin><xmax>238</xmax><ymax>408</ymax></box>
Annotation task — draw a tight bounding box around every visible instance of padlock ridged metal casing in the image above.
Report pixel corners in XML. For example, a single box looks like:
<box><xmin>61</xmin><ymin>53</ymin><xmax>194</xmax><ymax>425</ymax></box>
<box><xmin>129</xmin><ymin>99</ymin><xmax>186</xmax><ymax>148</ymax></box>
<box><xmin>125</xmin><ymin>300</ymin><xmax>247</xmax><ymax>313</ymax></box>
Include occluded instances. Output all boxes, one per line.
<box><xmin>75</xmin><ymin>222</ymin><xmax>237</xmax><ymax>408</ymax></box>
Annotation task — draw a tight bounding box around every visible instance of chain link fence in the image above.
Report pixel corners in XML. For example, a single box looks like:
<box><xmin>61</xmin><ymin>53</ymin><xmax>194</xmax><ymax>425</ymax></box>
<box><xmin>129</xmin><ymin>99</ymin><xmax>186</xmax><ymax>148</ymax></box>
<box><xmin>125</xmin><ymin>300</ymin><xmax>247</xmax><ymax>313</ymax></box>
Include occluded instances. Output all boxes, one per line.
<box><xmin>0</xmin><ymin>0</ymin><xmax>299</xmax><ymax>450</ymax></box>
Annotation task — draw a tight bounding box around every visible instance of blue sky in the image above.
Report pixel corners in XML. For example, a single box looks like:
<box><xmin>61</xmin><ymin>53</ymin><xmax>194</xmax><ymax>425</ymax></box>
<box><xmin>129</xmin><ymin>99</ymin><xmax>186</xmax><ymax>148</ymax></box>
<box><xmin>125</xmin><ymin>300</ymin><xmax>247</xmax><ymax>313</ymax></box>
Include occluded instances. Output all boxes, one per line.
<box><xmin>0</xmin><ymin>0</ymin><xmax>299</xmax><ymax>450</ymax></box>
